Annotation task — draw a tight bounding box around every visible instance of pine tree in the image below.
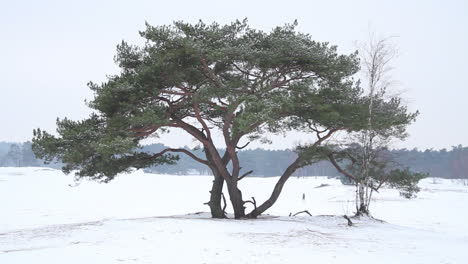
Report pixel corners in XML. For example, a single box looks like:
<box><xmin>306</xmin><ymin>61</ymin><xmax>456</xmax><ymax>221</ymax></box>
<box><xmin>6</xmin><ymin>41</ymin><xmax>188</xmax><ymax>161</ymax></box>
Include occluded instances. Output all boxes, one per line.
<box><xmin>32</xmin><ymin>20</ymin><xmax>408</xmax><ymax>219</ymax></box>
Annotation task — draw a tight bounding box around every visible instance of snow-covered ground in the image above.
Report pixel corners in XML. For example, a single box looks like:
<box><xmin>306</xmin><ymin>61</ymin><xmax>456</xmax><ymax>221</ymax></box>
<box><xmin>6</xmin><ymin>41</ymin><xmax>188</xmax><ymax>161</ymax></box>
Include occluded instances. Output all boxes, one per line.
<box><xmin>1</xmin><ymin>167</ymin><xmax>467</xmax><ymax>263</ymax></box>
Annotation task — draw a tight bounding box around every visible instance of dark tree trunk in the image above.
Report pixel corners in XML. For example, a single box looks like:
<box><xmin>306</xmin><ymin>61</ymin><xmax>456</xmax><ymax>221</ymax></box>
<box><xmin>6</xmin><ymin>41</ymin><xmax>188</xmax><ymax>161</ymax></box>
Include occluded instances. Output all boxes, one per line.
<box><xmin>208</xmin><ymin>170</ymin><xmax>226</xmax><ymax>218</ymax></box>
<box><xmin>227</xmin><ymin>183</ymin><xmax>246</xmax><ymax>219</ymax></box>
<box><xmin>204</xmin><ymin>146</ymin><xmax>237</xmax><ymax>218</ymax></box>
<box><xmin>203</xmin><ymin>143</ymin><xmax>248</xmax><ymax>219</ymax></box>
<box><xmin>203</xmin><ymin>146</ymin><xmax>226</xmax><ymax>218</ymax></box>
<box><xmin>247</xmin><ymin>158</ymin><xmax>302</xmax><ymax>218</ymax></box>
<box><xmin>207</xmin><ymin>167</ymin><xmax>246</xmax><ymax>219</ymax></box>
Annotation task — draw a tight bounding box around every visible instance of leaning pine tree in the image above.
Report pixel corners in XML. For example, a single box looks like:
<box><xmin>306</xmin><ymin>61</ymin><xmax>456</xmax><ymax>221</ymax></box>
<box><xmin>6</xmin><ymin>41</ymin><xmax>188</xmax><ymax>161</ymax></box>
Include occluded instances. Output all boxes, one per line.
<box><xmin>34</xmin><ymin>20</ymin><xmax>377</xmax><ymax>219</ymax></box>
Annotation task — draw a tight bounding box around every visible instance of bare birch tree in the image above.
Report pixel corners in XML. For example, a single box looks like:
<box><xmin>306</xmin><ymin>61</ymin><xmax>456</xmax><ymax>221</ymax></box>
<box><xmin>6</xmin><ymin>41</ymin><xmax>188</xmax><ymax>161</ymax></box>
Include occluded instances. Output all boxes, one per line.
<box><xmin>327</xmin><ymin>33</ymin><xmax>423</xmax><ymax>216</ymax></box>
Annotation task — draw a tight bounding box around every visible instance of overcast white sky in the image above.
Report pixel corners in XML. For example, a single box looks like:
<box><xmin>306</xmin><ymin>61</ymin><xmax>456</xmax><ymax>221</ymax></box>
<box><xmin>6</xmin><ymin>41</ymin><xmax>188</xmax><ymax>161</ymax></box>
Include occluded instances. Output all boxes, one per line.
<box><xmin>0</xmin><ymin>0</ymin><xmax>467</xmax><ymax>150</ymax></box>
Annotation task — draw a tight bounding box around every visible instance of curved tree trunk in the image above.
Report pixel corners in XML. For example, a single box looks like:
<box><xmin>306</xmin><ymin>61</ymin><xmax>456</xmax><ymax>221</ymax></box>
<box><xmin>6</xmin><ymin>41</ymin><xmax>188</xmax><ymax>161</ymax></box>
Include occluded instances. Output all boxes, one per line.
<box><xmin>247</xmin><ymin>158</ymin><xmax>302</xmax><ymax>218</ymax></box>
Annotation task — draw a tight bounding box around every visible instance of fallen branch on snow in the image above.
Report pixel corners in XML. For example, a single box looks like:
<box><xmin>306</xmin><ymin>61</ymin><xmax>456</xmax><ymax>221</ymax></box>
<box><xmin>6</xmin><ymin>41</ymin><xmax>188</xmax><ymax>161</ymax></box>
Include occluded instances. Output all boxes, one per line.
<box><xmin>291</xmin><ymin>210</ymin><xmax>312</xmax><ymax>217</ymax></box>
<box><xmin>343</xmin><ymin>215</ymin><xmax>353</xmax><ymax>226</ymax></box>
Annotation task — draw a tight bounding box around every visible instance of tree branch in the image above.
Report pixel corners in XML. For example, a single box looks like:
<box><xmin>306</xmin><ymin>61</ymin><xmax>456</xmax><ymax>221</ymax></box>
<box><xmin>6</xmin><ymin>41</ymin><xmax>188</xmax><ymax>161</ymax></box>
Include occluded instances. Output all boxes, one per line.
<box><xmin>221</xmin><ymin>192</ymin><xmax>227</xmax><ymax>215</ymax></box>
<box><xmin>160</xmin><ymin>89</ymin><xmax>193</xmax><ymax>96</ymax></box>
<box><xmin>343</xmin><ymin>215</ymin><xmax>353</xmax><ymax>226</ymax></box>
<box><xmin>199</xmin><ymin>57</ymin><xmax>224</xmax><ymax>89</ymax></box>
<box><xmin>292</xmin><ymin>210</ymin><xmax>312</xmax><ymax>217</ymax></box>
<box><xmin>232</xmin><ymin>62</ymin><xmax>262</xmax><ymax>78</ymax></box>
<box><xmin>151</xmin><ymin>148</ymin><xmax>209</xmax><ymax>165</ymax></box>
<box><xmin>193</xmin><ymin>102</ymin><xmax>212</xmax><ymax>140</ymax></box>
<box><xmin>327</xmin><ymin>153</ymin><xmax>379</xmax><ymax>193</ymax></box>
<box><xmin>244</xmin><ymin>197</ymin><xmax>257</xmax><ymax>210</ymax></box>
<box><xmin>236</xmin><ymin>141</ymin><xmax>250</xmax><ymax>150</ymax></box>
<box><xmin>327</xmin><ymin>153</ymin><xmax>358</xmax><ymax>182</ymax></box>
<box><xmin>238</xmin><ymin>170</ymin><xmax>253</xmax><ymax>181</ymax></box>
<box><xmin>223</xmin><ymin>111</ymin><xmax>241</xmax><ymax>179</ymax></box>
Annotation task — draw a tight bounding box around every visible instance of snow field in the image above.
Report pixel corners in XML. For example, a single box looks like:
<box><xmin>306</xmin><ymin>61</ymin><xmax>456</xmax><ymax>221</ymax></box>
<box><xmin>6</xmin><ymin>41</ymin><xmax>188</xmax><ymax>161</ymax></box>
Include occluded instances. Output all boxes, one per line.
<box><xmin>1</xmin><ymin>167</ymin><xmax>467</xmax><ymax>263</ymax></box>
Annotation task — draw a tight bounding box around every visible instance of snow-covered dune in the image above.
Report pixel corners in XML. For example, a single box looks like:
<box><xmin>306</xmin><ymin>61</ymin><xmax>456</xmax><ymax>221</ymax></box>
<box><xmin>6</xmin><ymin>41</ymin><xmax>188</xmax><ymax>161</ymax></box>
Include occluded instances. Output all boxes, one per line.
<box><xmin>1</xmin><ymin>167</ymin><xmax>467</xmax><ymax>263</ymax></box>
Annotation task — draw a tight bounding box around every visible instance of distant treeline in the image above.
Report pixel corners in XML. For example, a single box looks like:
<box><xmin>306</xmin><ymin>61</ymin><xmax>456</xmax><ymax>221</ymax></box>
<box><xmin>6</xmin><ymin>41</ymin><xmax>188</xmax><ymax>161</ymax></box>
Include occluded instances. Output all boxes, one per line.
<box><xmin>1</xmin><ymin>142</ymin><xmax>467</xmax><ymax>179</ymax></box>
<box><xmin>0</xmin><ymin>142</ymin><xmax>49</xmax><ymax>168</ymax></box>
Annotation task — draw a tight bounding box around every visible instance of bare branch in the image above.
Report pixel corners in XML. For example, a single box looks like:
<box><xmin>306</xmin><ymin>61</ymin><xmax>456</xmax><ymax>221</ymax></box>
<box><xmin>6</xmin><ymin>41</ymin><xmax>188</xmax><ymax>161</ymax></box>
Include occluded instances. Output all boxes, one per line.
<box><xmin>343</xmin><ymin>215</ymin><xmax>353</xmax><ymax>226</ymax></box>
<box><xmin>221</xmin><ymin>192</ymin><xmax>227</xmax><ymax>215</ymax></box>
<box><xmin>327</xmin><ymin>153</ymin><xmax>379</xmax><ymax>193</ymax></box>
<box><xmin>236</xmin><ymin>141</ymin><xmax>250</xmax><ymax>150</ymax></box>
<box><xmin>292</xmin><ymin>210</ymin><xmax>312</xmax><ymax>217</ymax></box>
<box><xmin>169</xmin><ymin>117</ymin><xmax>208</xmax><ymax>145</ymax></box>
<box><xmin>244</xmin><ymin>197</ymin><xmax>257</xmax><ymax>210</ymax></box>
<box><xmin>151</xmin><ymin>148</ymin><xmax>209</xmax><ymax>165</ymax></box>
<box><xmin>327</xmin><ymin>153</ymin><xmax>357</xmax><ymax>182</ymax></box>
<box><xmin>238</xmin><ymin>170</ymin><xmax>253</xmax><ymax>181</ymax></box>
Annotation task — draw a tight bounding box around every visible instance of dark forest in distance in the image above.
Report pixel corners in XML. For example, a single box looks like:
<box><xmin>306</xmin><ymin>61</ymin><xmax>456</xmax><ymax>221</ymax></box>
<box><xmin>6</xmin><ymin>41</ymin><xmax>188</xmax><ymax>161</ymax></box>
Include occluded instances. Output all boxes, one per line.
<box><xmin>1</xmin><ymin>141</ymin><xmax>466</xmax><ymax>179</ymax></box>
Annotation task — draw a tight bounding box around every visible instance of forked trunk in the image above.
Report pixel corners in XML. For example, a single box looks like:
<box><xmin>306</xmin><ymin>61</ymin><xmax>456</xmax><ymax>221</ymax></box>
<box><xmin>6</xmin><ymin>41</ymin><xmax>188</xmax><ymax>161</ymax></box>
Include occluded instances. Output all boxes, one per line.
<box><xmin>226</xmin><ymin>183</ymin><xmax>246</xmax><ymax>219</ymax></box>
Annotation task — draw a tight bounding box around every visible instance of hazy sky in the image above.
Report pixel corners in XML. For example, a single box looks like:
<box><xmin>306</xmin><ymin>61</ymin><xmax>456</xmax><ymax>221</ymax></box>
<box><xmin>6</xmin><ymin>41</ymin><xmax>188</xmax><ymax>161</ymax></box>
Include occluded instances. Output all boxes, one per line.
<box><xmin>1</xmin><ymin>0</ymin><xmax>467</xmax><ymax>150</ymax></box>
